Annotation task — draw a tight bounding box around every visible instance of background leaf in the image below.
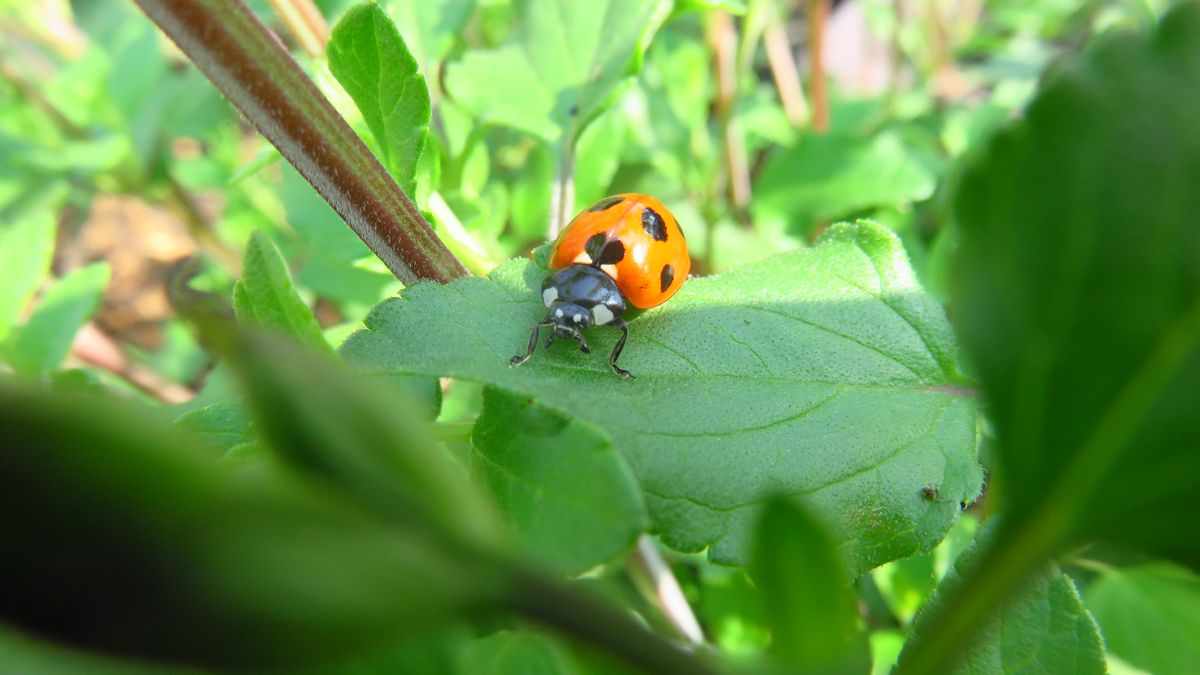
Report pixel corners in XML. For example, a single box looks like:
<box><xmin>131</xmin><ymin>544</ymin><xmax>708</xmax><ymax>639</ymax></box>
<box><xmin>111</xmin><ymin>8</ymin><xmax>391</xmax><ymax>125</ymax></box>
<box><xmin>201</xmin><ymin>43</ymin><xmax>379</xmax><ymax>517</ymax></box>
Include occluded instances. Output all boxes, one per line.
<box><xmin>444</xmin><ymin>0</ymin><xmax>672</xmax><ymax>144</ymax></box>
<box><xmin>342</xmin><ymin>220</ymin><xmax>982</xmax><ymax>572</ymax></box>
<box><xmin>471</xmin><ymin>387</ymin><xmax>646</xmax><ymax>574</ymax></box>
<box><xmin>897</xmin><ymin>520</ymin><xmax>1106</xmax><ymax>675</ymax></box>
<box><xmin>328</xmin><ymin>2</ymin><xmax>431</xmax><ymax>196</ymax></box>
<box><xmin>1084</xmin><ymin>562</ymin><xmax>1200</xmax><ymax>675</ymax></box>
<box><xmin>0</xmin><ymin>204</ymin><xmax>58</xmax><ymax>342</ymax></box>
<box><xmin>7</xmin><ymin>262</ymin><xmax>111</xmax><ymax>377</ymax></box>
<box><xmin>232</xmin><ymin>230</ymin><xmax>330</xmax><ymax>353</ymax></box>
<box><xmin>749</xmin><ymin>498</ymin><xmax>867</xmax><ymax>670</ymax></box>
<box><xmin>753</xmin><ymin>131</ymin><xmax>937</xmax><ymax>236</ymax></box>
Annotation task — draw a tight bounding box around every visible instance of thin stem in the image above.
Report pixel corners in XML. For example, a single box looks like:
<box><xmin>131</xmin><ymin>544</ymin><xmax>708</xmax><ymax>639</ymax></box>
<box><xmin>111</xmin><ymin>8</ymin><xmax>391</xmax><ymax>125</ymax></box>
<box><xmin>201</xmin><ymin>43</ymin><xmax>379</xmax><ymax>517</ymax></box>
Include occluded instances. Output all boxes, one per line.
<box><xmin>508</xmin><ymin>566</ymin><xmax>719</xmax><ymax>675</ymax></box>
<box><xmin>71</xmin><ymin>323</ymin><xmax>195</xmax><ymax>404</ymax></box>
<box><xmin>548</xmin><ymin>139</ymin><xmax>576</xmax><ymax>239</ymax></box>
<box><xmin>628</xmin><ymin>536</ymin><xmax>705</xmax><ymax>646</ymax></box>
<box><xmin>707</xmin><ymin>11</ymin><xmax>750</xmax><ymax>211</ymax></box>
<box><xmin>266</xmin><ymin>0</ymin><xmax>330</xmax><ymax>58</ymax></box>
<box><xmin>807</xmin><ymin>0</ymin><xmax>830</xmax><ymax>132</ymax></box>
<box><xmin>764</xmin><ymin>7</ymin><xmax>809</xmax><ymax>127</ymax></box>
<box><xmin>133</xmin><ymin>0</ymin><xmax>469</xmax><ymax>284</ymax></box>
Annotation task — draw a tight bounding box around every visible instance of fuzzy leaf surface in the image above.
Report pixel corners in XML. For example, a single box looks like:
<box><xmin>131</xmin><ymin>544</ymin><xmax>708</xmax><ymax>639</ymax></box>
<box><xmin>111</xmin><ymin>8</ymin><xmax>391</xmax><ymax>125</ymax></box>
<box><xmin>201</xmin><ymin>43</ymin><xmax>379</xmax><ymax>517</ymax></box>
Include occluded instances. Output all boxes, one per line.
<box><xmin>342</xmin><ymin>221</ymin><xmax>981</xmax><ymax>571</ymax></box>
<box><xmin>472</xmin><ymin>387</ymin><xmax>646</xmax><ymax>574</ymax></box>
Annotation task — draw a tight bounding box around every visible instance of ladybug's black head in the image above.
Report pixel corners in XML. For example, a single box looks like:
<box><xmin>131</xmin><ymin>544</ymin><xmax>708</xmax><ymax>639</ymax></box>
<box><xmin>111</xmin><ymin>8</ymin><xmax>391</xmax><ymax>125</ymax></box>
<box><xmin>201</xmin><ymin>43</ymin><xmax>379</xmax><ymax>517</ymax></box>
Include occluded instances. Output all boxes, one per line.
<box><xmin>550</xmin><ymin>302</ymin><xmax>591</xmax><ymax>337</ymax></box>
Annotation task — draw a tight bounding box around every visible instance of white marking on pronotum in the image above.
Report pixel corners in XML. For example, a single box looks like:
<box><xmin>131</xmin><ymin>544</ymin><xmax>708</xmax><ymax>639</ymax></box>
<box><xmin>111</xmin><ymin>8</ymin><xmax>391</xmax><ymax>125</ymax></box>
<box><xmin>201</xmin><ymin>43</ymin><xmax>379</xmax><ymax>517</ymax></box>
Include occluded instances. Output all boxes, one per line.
<box><xmin>542</xmin><ymin>287</ymin><xmax>558</xmax><ymax>306</ymax></box>
<box><xmin>572</xmin><ymin>314</ymin><xmax>582</xmax><ymax>323</ymax></box>
<box><xmin>573</xmin><ymin>252</ymin><xmax>592</xmax><ymax>265</ymax></box>
<box><xmin>592</xmin><ymin>304</ymin><xmax>614</xmax><ymax>325</ymax></box>
<box><xmin>601</xmin><ymin>263</ymin><xmax>619</xmax><ymax>280</ymax></box>
<box><xmin>555</xmin><ymin>308</ymin><xmax>564</xmax><ymax>318</ymax></box>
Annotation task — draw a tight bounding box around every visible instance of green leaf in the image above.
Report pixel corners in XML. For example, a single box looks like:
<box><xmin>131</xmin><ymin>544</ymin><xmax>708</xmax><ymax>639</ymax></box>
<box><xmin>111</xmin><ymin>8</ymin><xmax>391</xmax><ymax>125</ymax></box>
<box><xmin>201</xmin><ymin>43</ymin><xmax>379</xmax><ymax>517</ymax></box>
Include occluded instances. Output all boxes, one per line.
<box><xmin>0</xmin><ymin>381</ymin><xmax>509</xmax><ymax>670</ymax></box>
<box><xmin>217</xmin><ymin>326</ymin><xmax>503</xmax><ymax>550</ymax></box>
<box><xmin>233</xmin><ymin>231</ymin><xmax>330</xmax><ymax>354</ymax></box>
<box><xmin>173</xmin><ymin>399</ymin><xmax>254</xmax><ymax>455</ymax></box>
<box><xmin>341</xmin><ymin>220</ymin><xmax>982</xmax><ymax>571</ymax></box>
<box><xmin>386</xmin><ymin>0</ymin><xmax>476</xmax><ymax>77</ymax></box>
<box><xmin>753</xmin><ymin>131</ymin><xmax>937</xmax><ymax>236</ymax></box>
<box><xmin>471</xmin><ymin>387</ymin><xmax>646</xmax><ymax>574</ymax></box>
<box><xmin>1084</xmin><ymin>562</ymin><xmax>1200</xmax><ymax>675</ymax></box>
<box><xmin>0</xmin><ymin>205</ymin><xmax>57</xmax><ymax>342</ymax></box>
<box><xmin>873</xmin><ymin>514</ymin><xmax>979</xmax><ymax>626</ymax></box>
<box><xmin>952</xmin><ymin>4</ymin><xmax>1200</xmax><ymax>564</ymax></box>
<box><xmin>893</xmin><ymin>7</ymin><xmax>1200</xmax><ymax>671</ymax></box>
<box><xmin>749</xmin><ymin>498</ymin><xmax>867</xmax><ymax>671</ymax></box>
<box><xmin>898</xmin><ymin>520</ymin><xmax>1106</xmax><ymax>675</ymax></box>
<box><xmin>457</xmin><ymin>631</ymin><xmax>580</xmax><ymax>674</ymax></box>
<box><xmin>444</xmin><ymin>0</ymin><xmax>672</xmax><ymax>144</ymax></box>
<box><xmin>8</xmin><ymin>263</ymin><xmax>111</xmax><ymax>378</ymax></box>
<box><xmin>0</xmin><ymin>625</ymin><xmax>204</xmax><ymax>675</ymax></box>
<box><xmin>329</xmin><ymin>2</ymin><xmax>432</xmax><ymax>197</ymax></box>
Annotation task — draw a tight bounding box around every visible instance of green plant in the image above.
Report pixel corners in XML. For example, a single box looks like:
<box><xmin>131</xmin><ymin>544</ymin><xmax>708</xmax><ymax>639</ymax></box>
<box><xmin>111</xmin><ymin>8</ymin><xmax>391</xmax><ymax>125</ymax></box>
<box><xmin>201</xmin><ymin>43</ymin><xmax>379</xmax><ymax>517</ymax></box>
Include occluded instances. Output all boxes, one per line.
<box><xmin>0</xmin><ymin>0</ymin><xmax>1196</xmax><ymax>673</ymax></box>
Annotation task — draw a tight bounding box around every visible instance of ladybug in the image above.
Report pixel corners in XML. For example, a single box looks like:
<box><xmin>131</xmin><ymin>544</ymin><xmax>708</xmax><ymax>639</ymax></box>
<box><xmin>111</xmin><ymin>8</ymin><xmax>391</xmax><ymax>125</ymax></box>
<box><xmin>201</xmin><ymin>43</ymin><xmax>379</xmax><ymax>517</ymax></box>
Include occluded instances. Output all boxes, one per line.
<box><xmin>510</xmin><ymin>194</ymin><xmax>690</xmax><ymax>379</ymax></box>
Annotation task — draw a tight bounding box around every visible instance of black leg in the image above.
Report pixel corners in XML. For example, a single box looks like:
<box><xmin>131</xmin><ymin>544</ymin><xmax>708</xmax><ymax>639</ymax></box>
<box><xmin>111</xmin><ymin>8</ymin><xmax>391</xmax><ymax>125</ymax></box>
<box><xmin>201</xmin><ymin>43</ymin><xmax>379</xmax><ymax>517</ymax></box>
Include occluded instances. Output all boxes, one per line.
<box><xmin>511</xmin><ymin>322</ymin><xmax>552</xmax><ymax>367</ymax></box>
<box><xmin>577</xmin><ymin>331</ymin><xmax>591</xmax><ymax>354</ymax></box>
<box><xmin>609</xmin><ymin>319</ymin><xmax>634</xmax><ymax>379</ymax></box>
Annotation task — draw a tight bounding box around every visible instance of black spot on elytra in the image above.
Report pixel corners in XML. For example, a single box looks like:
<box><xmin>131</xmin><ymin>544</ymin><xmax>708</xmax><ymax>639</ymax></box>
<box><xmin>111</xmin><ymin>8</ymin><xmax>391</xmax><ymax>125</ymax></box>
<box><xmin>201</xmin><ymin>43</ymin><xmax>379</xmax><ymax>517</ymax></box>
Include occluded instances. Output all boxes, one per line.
<box><xmin>642</xmin><ymin>207</ymin><xmax>668</xmax><ymax>241</ymax></box>
<box><xmin>586</xmin><ymin>196</ymin><xmax>624</xmax><ymax>212</ymax></box>
<box><xmin>660</xmin><ymin>264</ymin><xmax>674</xmax><ymax>293</ymax></box>
<box><xmin>584</xmin><ymin>233</ymin><xmax>625</xmax><ymax>265</ymax></box>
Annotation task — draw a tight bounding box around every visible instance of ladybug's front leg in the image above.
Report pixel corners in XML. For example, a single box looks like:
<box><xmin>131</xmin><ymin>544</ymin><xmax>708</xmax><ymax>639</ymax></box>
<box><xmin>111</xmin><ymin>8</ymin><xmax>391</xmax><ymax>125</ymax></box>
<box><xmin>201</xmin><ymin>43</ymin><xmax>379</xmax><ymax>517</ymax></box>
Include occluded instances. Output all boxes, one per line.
<box><xmin>608</xmin><ymin>319</ymin><xmax>634</xmax><ymax>379</ymax></box>
<box><xmin>510</xmin><ymin>320</ymin><xmax>553</xmax><ymax>368</ymax></box>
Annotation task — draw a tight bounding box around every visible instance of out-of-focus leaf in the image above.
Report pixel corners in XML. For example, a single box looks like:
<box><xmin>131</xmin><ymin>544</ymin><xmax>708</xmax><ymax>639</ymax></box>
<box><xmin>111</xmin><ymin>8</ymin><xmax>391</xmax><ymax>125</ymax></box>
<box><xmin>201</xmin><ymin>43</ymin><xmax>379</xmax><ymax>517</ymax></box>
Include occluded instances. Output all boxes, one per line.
<box><xmin>1084</xmin><ymin>562</ymin><xmax>1200</xmax><ymax>675</ymax></box>
<box><xmin>386</xmin><ymin>0</ymin><xmax>476</xmax><ymax>77</ymax></box>
<box><xmin>0</xmin><ymin>381</ymin><xmax>508</xmax><ymax>670</ymax></box>
<box><xmin>232</xmin><ymin>231</ymin><xmax>330</xmax><ymax>354</ymax></box>
<box><xmin>900</xmin><ymin>8</ymin><xmax>1200</xmax><ymax>670</ymax></box>
<box><xmin>457</xmin><ymin>630</ymin><xmax>580</xmax><ymax>674</ymax></box>
<box><xmin>0</xmin><ymin>625</ymin><xmax>204</xmax><ymax>675</ymax></box>
<box><xmin>573</xmin><ymin>107</ymin><xmax>625</xmax><ymax>208</ymax></box>
<box><xmin>750</xmin><ymin>498</ymin><xmax>867</xmax><ymax>671</ymax></box>
<box><xmin>219</xmin><ymin>327</ymin><xmax>503</xmax><ymax>550</ymax></box>
<box><xmin>342</xmin><ymin>221</ymin><xmax>981</xmax><ymax>572</ymax></box>
<box><xmin>898</xmin><ymin>520</ymin><xmax>1105</xmax><ymax>674</ymax></box>
<box><xmin>328</xmin><ymin>2</ymin><xmax>431</xmax><ymax>196</ymax></box>
<box><xmin>173</xmin><ymin>399</ymin><xmax>254</xmax><ymax>455</ymax></box>
<box><xmin>673</xmin><ymin>0</ymin><xmax>747</xmax><ymax>15</ymax></box>
<box><xmin>952</xmin><ymin>4</ymin><xmax>1200</xmax><ymax>563</ymax></box>
<box><xmin>873</xmin><ymin>514</ymin><xmax>979</xmax><ymax>626</ymax></box>
<box><xmin>0</xmin><ymin>206</ymin><xmax>58</xmax><ymax>342</ymax></box>
<box><xmin>471</xmin><ymin>387</ymin><xmax>646</xmax><ymax>574</ymax></box>
<box><xmin>7</xmin><ymin>263</ymin><xmax>110</xmax><ymax>378</ymax></box>
<box><xmin>754</xmin><ymin>131</ymin><xmax>937</xmax><ymax>236</ymax></box>
<box><xmin>445</xmin><ymin>0</ymin><xmax>672</xmax><ymax>144</ymax></box>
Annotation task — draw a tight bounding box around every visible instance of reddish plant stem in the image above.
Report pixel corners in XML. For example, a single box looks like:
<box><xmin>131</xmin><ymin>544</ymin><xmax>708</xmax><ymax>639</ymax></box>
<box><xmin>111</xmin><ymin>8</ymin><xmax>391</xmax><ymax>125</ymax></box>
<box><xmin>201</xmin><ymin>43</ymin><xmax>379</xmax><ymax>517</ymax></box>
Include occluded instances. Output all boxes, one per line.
<box><xmin>133</xmin><ymin>0</ymin><xmax>468</xmax><ymax>284</ymax></box>
<box><xmin>807</xmin><ymin>0</ymin><xmax>830</xmax><ymax>133</ymax></box>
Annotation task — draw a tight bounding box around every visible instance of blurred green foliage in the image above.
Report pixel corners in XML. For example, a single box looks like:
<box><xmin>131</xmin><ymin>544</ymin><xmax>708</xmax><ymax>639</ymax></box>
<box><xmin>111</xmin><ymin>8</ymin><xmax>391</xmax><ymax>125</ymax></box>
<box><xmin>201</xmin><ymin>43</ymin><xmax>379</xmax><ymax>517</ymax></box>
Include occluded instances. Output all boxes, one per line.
<box><xmin>0</xmin><ymin>0</ymin><xmax>1196</xmax><ymax>673</ymax></box>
